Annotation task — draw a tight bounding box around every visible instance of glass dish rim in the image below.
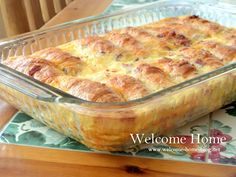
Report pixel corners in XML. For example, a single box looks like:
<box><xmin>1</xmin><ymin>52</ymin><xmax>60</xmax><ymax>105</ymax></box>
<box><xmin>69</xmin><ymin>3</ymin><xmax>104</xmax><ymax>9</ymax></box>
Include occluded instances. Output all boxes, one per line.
<box><xmin>0</xmin><ymin>0</ymin><xmax>236</xmax><ymax>108</ymax></box>
<box><xmin>0</xmin><ymin>0</ymin><xmax>235</xmax><ymax>44</ymax></box>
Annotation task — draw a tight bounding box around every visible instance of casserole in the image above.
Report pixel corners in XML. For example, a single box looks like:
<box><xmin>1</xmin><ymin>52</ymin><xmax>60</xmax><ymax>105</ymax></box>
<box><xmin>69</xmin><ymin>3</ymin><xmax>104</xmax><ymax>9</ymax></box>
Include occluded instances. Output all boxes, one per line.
<box><xmin>0</xmin><ymin>0</ymin><xmax>236</xmax><ymax>151</ymax></box>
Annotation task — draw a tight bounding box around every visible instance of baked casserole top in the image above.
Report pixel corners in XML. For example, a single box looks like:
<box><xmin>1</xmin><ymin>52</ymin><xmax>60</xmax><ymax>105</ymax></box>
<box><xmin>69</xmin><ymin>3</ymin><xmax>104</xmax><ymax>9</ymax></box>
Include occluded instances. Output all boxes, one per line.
<box><xmin>4</xmin><ymin>15</ymin><xmax>236</xmax><ymax>102</ymax></box>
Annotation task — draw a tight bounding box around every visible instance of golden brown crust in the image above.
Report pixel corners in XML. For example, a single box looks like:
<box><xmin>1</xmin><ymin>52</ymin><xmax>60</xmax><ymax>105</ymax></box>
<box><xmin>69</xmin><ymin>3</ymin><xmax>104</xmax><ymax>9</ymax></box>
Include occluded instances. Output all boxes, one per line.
<box><xmin>159</xmin><ymin>23</ymin><xmax>208</xmax><ymax>40</ymax></box>
<box><xmin>106</xmin><ymin>31</ymin><xmax>147</xmax><ymax>57</ymax></box>
<box><xmin>179</xmin><ymin>47</ymin><xmax>224</xmax><ymax>69</ymax></box>
<box><xmin>107</xmin><ymin>75</ymin><xmax>149</xmax><ymax>100</ymax></box>
<box><xmin>181</xmin><ymin>15</ymin><xmax>223</xmax><ymax>35</ymax></box>
<box><xmin>120</xmin><ymin>27</ymin><xmax>172</xmax><ymax>52</ymax></box>
<box><xmin>33</xmin><ymin>66</ymin><xmax>63</xmax><ymax>84</ymax></box>
<box><xmin>136</xmin><ymin>63</ymin><xmax>173</xmax><ymax>90</ymax></box>
<box><xmin>145</xmin><ymin>27</ymin><xmax>191</xmax><ymax>47</ymax></box>
<box><xmin>221</xmin><ymin>29</ymin><xmax>236</xmax><ymax>46</ymax></box>
<box><xmin>77</xmin><ymin>36</ymin><xmax>131</xmax><ymax>62</ymax></box>
<box><xmin>79</xmin><ymin>36</ymin><xmax>118</xmax><ymax>55</ymax></box>
<box><xmin>156</xmin><ymin>58</ymin><xmax>197</xmax><ymax>78</ymax></box>
<box><xmin>196</xmin><ymin>41</ymin><xmax>236</xmax><ymax>62</ymax></box>
<box><xmin>50</xmin><ymin>76</ymin><xmax>124</xmax><ymax>102</ymax></box>
<box><xmin>32</xmin><ymin>48</ymin><xmax>82</xmax><ymax>75</ymax></box>
<box><xmin>148</xmin><ymin>15</ymin><xmax>222</xmax><ymax>36</ymax></box>
<box><xmin>3</xmin><ymin>56</ymin><xmax>62</xmax><ymax>80</ymax></box>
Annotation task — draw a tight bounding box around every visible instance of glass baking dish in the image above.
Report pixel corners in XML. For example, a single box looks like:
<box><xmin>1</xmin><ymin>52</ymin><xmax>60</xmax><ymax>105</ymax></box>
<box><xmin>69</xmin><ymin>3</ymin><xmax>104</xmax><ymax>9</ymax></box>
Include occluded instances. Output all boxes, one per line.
<box><xmin>0</xmin><ymin>0</ymin><xmax>236</xmax><ymax>151</ymax></box>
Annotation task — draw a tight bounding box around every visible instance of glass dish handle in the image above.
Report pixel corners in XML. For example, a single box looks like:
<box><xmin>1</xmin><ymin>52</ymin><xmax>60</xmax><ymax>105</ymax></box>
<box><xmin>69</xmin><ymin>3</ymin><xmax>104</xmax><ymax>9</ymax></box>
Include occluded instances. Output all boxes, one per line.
<box><xmin>0</xmin><ymin>64</ymin><xmax>71</xmax><ymax>102</ymax></box>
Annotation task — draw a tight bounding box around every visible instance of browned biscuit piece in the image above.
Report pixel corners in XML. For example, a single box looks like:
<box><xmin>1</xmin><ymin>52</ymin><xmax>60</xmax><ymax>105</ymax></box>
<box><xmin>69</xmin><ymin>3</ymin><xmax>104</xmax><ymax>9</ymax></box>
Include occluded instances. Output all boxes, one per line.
<box><xmin>107</xmin><ymin>74</ymin><xmax>149</xmax><ymax>100</ymax></box>
<box><xmin>32</xmin><ymin>47</ymin><xmax>82</xmax><ymax>75</ymax></box>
